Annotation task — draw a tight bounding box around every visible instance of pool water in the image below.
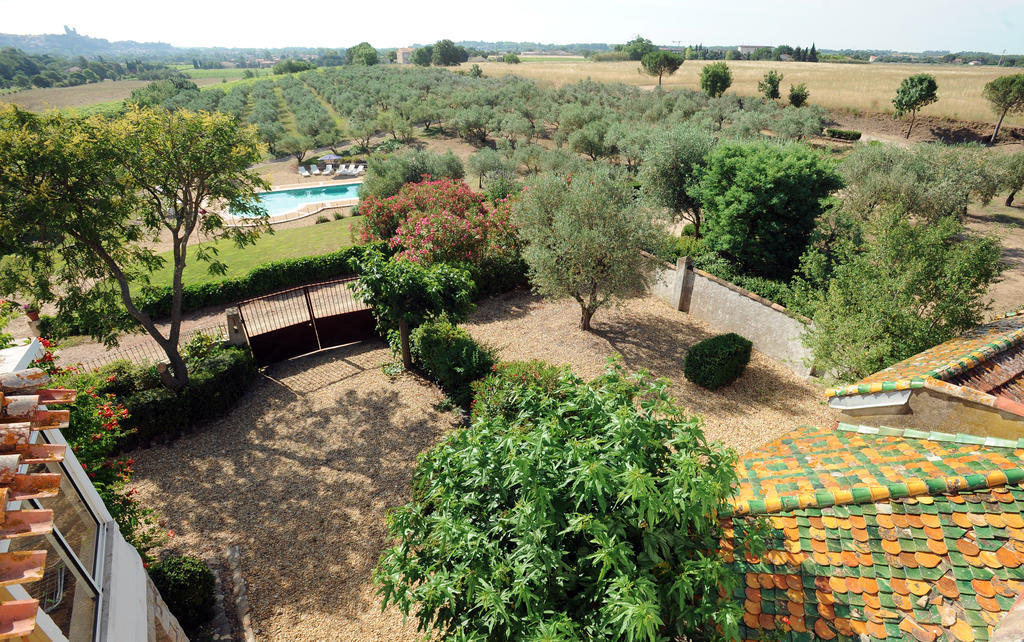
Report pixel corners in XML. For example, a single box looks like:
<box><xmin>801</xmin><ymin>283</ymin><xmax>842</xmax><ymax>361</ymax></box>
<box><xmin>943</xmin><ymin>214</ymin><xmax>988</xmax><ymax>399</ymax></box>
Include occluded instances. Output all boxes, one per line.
<box><xmin>236</xmin><ymin>183</ymin><xmax>361</xmax><ymax>217</ymax></box>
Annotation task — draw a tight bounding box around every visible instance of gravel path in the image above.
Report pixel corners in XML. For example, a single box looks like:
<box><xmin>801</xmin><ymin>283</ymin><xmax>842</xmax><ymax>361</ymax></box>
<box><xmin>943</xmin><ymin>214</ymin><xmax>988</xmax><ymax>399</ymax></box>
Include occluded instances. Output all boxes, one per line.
<box><xmin>131</xmin><ymin>293</ymin><xmax>837</xmax><ymax>641</ymax></box>
<box><xmin>463</xmin><ymin>292</ymin><xmax>837</xmax><ymax>454</ymax></box>
<box><xmin>132</xmin><ymin>342</ymin><xmax>458</xmax><ymax>641</ymax></box>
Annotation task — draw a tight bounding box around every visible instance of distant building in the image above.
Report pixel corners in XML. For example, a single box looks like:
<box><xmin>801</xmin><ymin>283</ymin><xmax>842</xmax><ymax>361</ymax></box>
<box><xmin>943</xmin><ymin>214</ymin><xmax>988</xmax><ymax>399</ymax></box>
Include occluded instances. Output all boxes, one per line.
<box><xmin>395</xmin><ymin>47</ymin><xmax>414</xmax><ymax>64</ymax></box>
<box><xmin>869</xmin><ymin>55</ymin><xmax>879</xmax><ymax>63</ymax></box>
<box><xmin>779</xmin><ymin>53</ymin><xmax>793</xmax><ymax>61</ymax></box>
<box><xmin>737</xmin><ymin>45</ymin><xmax>771</xmax><ymax>55</ymax></box>
<box><xmin>968</xmin><ymin>60</ymin><xmax>984</xmax><ymax>66</ymax></box>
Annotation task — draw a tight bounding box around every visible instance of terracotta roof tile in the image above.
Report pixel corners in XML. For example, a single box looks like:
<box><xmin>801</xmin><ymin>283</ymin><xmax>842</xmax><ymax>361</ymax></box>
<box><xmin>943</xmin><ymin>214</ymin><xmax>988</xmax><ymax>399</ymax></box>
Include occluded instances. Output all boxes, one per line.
<box><xmin>0</xmin><ymin>368</ymin><xmax>72</xmax><ymax>640</ymax></box>
<box><xmin>725</xmin><ymin>420</ymin><xmax>1024</xmax><ymax>641</ymax></box>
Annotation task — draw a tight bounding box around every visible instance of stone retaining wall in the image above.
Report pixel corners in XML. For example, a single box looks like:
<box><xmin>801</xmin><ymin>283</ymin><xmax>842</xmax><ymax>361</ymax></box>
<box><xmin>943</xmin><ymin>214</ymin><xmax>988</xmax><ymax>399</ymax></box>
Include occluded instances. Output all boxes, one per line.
<box><xmin>650</xmin><ymin>256</ymin><xmax>815</xmax><ymax>377</ymax></box>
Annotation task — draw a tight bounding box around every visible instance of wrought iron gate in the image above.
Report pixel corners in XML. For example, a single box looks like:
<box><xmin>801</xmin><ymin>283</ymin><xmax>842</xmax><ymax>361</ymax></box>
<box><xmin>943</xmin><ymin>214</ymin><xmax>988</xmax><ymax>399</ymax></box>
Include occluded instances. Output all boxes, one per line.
<box><xmin>237</xmin><ymin>277</ymin><xmax>377</xmax><ymax>366</ymax></box>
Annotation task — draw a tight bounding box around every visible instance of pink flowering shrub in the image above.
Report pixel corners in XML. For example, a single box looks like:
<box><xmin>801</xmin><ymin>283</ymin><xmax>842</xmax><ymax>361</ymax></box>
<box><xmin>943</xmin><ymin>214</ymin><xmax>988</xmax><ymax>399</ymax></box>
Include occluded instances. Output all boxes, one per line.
<box><xmin>359</xmin><ymin>177</ymin><xmax>519</xmax><ymax>266</ymax></box>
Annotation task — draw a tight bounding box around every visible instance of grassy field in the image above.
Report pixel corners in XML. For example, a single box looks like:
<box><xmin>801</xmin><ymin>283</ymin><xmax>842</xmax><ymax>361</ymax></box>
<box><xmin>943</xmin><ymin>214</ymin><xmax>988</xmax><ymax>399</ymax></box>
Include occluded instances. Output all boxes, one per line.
<box><xmin>1</xmin><ymin>74</ymin><xmax>248</xmax><ymax>113</ymax></box>
<box><xmin>474</xmin><ymin>59</ymin><xmax>1024</xmax><ymax>126</ymax></box>
<box><xmin>143</xmin><ymin>216</ymin><xmax>361</xmax><ymax>288</ymax></box>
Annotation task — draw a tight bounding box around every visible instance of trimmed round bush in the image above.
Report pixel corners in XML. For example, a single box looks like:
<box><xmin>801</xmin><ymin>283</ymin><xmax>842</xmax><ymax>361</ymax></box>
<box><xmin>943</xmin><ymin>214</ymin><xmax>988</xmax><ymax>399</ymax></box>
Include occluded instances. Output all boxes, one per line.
<box><xmin>149</xmin><ymin>555</ymin><xmax>216</xmax><ymax>631</ymax></box>
<box><xmin>684</xmin><ymin>333</ymin><xmax>753</xmax><ymax>390</ymax></box>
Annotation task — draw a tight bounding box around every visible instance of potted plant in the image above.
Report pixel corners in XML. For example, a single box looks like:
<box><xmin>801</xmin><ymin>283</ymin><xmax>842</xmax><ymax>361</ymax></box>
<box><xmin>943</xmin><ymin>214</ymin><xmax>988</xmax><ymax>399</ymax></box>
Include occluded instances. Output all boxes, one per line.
<box><xmin>22</xmin><ymin>301</ymin><xmax>39</xmax><ymax>321</ymax></box>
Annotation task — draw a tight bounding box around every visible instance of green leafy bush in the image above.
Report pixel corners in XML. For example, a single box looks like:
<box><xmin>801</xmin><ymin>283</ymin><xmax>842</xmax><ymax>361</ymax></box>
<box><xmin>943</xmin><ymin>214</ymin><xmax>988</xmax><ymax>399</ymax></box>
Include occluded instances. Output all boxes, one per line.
<box><xmin>377</xmin><ymin>359</ymin><xmax>747</xmax><ymax>641</ymax></box>
<box><xmin>149</xmin><ymin>556</ymin><xmax>216</xmax><ymax>632</ymax></box>
<box><xmin>315</xmin><ymin>215</ymin><xmax>330</xmax><ymax>224</ymax></box>
<box><xmin>673</xmin><ymin>234</ymin><xmax>705</xmax><ymax>259</ymax></box>
<box><xmin>469</xmin><ymin>360</ymin><xmax>571</xmax><ymax>422</ymax></box>
<box><xmin>684</xmin><ymin>333</ymin><xmax>753</xmax><ymax>390</ymax></box>
<box><xmin>825</xmin><ymin>128</ymin><xmax>862</xmax><ymax>141</ymax></box>
<box><xmin>410</xmin><ymin>317</ymin><xmax>496</xmax><ymax>407</ymax></box>
<box><xmin>680</xmin><ymin>223</ymin><xmax>696</xmax><ymax>237</ymax></box>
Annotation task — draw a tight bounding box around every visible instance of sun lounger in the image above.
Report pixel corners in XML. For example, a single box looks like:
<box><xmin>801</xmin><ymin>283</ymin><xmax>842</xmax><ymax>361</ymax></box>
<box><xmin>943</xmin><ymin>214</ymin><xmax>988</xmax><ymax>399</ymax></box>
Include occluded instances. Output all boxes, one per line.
<box><xmin>310</xmin><ymin>165</ymin><xmax>321</xmax><ymax>175</ymax></box>
<box><xmin>338</xmin><ymin>164</ymin><xmax>355</xmax><ymax>176</ymax></box>
<box><xmin>324</xmin><ymin>164</ymin><xmax>333</xmax><ymax>175</ymax></box>
<box><xmin>298</xmin><ymin>166</ymin><xmax>311</xmax><ymax>177</ymax></box>
<box><xmin>354</xmin><ymin>164</ymin><xmax>366</xmax><ymax>175</ymax></box>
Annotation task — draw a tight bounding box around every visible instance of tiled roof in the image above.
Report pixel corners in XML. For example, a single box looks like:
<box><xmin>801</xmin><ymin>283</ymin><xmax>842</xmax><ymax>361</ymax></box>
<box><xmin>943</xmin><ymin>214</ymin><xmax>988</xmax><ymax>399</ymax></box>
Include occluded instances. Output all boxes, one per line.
<box><xmin>826</xmin><ymin>307</ymin><xmax>1024</xmax><ymax>401</ymax></box>
<box><xmin>0</xmin><ymin>368</ymin><xmax>71</xmax><ymax>639</ymax></box>
<box><xmin>724</xmin><ymin>423</ymin><xmax>1024</xmax><ymax>641</ymax></box>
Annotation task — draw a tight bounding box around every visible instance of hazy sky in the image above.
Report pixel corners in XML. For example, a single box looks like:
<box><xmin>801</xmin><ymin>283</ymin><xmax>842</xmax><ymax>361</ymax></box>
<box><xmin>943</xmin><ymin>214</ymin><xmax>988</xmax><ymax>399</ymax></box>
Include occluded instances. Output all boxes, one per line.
<box><xmin>1</xmin><ymin>0</ymin><xmax>1021</xmax><ymax>54</ymax></box>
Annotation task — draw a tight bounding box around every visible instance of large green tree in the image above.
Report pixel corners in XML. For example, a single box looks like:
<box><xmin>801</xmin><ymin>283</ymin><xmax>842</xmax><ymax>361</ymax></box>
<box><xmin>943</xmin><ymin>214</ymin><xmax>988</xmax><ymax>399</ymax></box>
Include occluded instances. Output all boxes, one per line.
<box><xmin>512</xmin><ymin>166</ymin><xmax>669</xmax><ymax>330</ymax></box>
<box><xmin>697</xmin><ymin>142</ymin><xmax>843</xmax><ymax>278</ymax></box>
<box><xmin>983</xmin><ymin>74</ymin><xmax>1024</xmax><ymax>144</ymax></box>
<box><xmin>640</xmin><ymin>51</ymin><xmax>684</xmax><ymax>86</ymax></box>
<box><xmin>623</xmin><ymin>35</ymin><xmax>658</xmax><ymax>61</ymax></box>
<box><xmin>699</xmin><ymin>62</ymin><xmax>732</xmax><ymax>98</ymax></box>
<box><xmin>757</xmin><ymin>70</ymin><xmax>783</xmax><ymax>101</ymax></box>
<box><xmin>803</xmin><ymin>211</ymin><xmax>1003</xmax><ymax>381</ymax></box>
<box><xmin>377</xmin><ymin>359</ymin><xmax>747</xmax><ymax>641</ymax></box>
<box><xmin>346</xmin><ymin>42</ymin><xmax>378</xmax><ymax>66</ymax></box>
<box><xmin>638</xmin><ymin>124</ymin><xmax>717</xmax><ymax>237</ymax></box>
<box><xmin>431</xmin><ymin>39</ymin><xmax>465</xmax><ymax>66</ymax></box>
<box><xmin>892</xmin><ymin>73</ymin><xmax>938</xmax><ymax>139</ymax></box>
<box><xmin>0</xmin><ymin>105</ymin><xmax>269</xmax><ymax>390</ymax></box>
<box><xmin>351</xmin><ymin>249</ymin><xmax>475</xmax><ymax>369</ymax></box>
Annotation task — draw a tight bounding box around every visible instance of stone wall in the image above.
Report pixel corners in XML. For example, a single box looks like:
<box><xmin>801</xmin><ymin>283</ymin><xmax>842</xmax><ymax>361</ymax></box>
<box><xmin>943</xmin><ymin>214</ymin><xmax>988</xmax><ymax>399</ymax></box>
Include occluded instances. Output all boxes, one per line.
<box><xmin>649</xmin><ymin>256</ymin><xmax>815</xmax><ymax>377</ymax></box>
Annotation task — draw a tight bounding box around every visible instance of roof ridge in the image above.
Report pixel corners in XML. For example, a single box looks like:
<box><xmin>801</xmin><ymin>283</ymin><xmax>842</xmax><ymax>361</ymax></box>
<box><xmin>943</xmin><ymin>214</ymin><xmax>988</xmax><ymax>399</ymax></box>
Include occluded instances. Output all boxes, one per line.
<box><xmin>826</xmin><ymin>326</ymin><xmax>1024</xmax><ymax>399</ymax></box>
<box><xmin>724</xmin><ymin>467</ymin><xmax>1024</xmax><ymax>518</ymax></box>
<box><xmin>836</xmin><ymin>421</ymin><xmax>1024</xmax><ymax>449</ymax></box>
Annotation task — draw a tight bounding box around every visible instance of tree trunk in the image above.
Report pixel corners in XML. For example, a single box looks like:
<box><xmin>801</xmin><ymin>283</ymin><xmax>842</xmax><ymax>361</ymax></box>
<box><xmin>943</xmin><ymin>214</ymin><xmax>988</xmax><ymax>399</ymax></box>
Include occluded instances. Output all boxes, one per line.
<box><xmin>580</xmin><ymin>306</ymin><xmax>593</xmax><ymax>331</ymax></box>
<box><xmin>905</xmin><ymin>111</ymin><xmax>916</xmax><ymax>139</ymax></box>
<box><xmin>991</xmin><ymin>109</ymin><xmax>1008</xmax><ymax>145</ymax></box>
<box><xmin>399</xmin><ymin>319</ymin><xmax>412</xmax><ymax>369</ymax></box>
<box><xmin>1008</xmin><ymin>190</ymin><xmax>1018</xmax><ymax>207</ymax></box>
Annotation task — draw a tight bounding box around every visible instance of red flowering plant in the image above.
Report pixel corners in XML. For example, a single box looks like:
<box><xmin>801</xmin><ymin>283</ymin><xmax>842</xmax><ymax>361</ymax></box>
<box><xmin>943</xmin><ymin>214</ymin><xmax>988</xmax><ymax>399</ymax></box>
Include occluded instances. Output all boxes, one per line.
<box><xmin>359</xmin><ymin>177</ymin><xmax>520</xmax><ymax>267</ymax></box>
<box><xmin>38</xmin><ymin>341</ymin><xmax>167</xmax><ymax>561</ymax></box>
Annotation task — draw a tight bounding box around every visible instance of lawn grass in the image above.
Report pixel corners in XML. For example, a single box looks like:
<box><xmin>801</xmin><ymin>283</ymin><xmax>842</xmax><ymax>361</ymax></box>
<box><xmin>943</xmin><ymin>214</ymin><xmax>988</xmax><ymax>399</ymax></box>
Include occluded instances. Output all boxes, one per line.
<box><xmin>142</xmin><ymin>216</ymin><xmax>362</xmax><ymax>288</ymax></box>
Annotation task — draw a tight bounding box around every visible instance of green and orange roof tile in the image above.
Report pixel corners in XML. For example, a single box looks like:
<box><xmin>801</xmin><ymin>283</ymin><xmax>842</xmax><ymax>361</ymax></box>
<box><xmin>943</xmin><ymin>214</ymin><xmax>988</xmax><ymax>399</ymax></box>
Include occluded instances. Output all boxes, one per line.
<box><xmin>826</xmin><ymin>306</ymin><xmax>1024</xmax><ymax>407</ymax></box>
<box><xmin>723</xmin><ymin>422</ymin><xmax>1024</xmax><ymax>641</ymax></box>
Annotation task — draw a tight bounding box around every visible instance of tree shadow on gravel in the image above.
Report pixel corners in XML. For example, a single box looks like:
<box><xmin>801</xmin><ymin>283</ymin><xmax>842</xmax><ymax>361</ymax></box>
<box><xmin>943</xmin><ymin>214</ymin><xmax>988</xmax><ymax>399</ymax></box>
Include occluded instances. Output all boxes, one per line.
<box><xmin>130</xmin><ymin>341</ymin><xmax>457</xmax><ymax>638</ymax></box>
<box><xmin>590</xmin><ymin>309</ymin><xmax>828</xmax><ymax>425</ymax></box>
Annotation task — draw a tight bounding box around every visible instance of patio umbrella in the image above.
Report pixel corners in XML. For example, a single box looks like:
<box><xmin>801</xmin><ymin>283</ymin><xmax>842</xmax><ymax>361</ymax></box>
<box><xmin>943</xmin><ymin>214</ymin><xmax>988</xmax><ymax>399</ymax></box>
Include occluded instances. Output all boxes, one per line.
<box><xmin>319</xmin><ymin>153</ymin><xmax>343</xmax><ymax>161</ymax></box>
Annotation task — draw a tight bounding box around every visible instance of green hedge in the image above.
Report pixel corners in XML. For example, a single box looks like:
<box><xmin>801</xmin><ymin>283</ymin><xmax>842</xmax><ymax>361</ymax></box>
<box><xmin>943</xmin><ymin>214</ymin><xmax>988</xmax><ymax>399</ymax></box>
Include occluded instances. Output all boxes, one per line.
<box><xmin>410</xmin><ymin>317</ymin><xmax>496</xmax><ymax>408</ymax></box>
<box><xmin>825</xmin><ymin>128</ymin><xmax>862</xmax><ymax>141</ymax></box>
<box><xmin>683</xmin><ymin>333</ymin><xmax>752</xmax><ymax>390</ymax></box>
<box><xmin>100</xmin><ymin>345</ymin><xmax>259</xmax><ymax>450</ymax></box>
<box><xmin>470</xmin><ymin>360</ymin><xmax>570</xmax><ymax>422</ymax></box>
<box><xmin>136</xmin><ymin>242</ymin><xmax>390</xmax><ymax>318</ymax></box>
<box><xmin>149</xmin><ymin>556</ymin><xmax>216</xmax><ymax>632</ymax></box>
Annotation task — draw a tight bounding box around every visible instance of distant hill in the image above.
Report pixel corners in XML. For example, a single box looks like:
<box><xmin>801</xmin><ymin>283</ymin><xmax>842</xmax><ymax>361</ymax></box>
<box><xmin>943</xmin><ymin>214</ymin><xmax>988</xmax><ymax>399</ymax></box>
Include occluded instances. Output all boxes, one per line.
<box><xmin>0</xmin><ymin>26</ymin><xmax>178</xmax><ymax>57</ymax></box>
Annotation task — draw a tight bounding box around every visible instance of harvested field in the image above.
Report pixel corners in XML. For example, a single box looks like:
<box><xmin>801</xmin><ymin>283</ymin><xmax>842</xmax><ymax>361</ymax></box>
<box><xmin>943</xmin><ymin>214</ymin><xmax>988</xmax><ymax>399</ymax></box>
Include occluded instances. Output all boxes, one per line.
<box><xmin>2</xmin><ymin>75</ymin><xmax>237</xmax><ymax>113</ymax></box>
<box><xmin>473</xmin><ymin>59</ymin><xmax>1024</xmax><ymax>127</ymax></box>
<box><xmin>132</xmin><ymin>293</ymin><xmax>836</xmax><ymax>641</ymax></box>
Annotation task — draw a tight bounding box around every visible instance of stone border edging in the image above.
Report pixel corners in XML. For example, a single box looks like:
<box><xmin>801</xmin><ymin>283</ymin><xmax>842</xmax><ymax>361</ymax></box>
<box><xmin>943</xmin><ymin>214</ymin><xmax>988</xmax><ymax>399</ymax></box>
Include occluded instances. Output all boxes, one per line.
<box><xmin>226</xmin><ymin>545</ymin><xmax>256</xmax><ymax>642</ymax></box>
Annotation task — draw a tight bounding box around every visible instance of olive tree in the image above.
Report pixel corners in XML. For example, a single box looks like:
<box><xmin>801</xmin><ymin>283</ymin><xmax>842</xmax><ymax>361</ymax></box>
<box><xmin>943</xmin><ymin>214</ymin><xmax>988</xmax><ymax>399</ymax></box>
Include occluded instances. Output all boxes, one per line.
<box><xmin>0</xmin><ymin>105</ymin><xmax>269</xmax><ymax>390</ymax></box>
<box><xmin>638</xmin><ymin>124</ymin><xmax>717</xmax><ymax>237</ymax></box>
<box><xmin>512</xmin><ymin>166</ymin><xmax>669</xmax><ymax>330</ymax></box>
<box><xmin>983</xmin><ymin>74</ymin><xmax>1024</xmax><ymax>144</ymax></box>
<box><xmin>892</xmin><ymin>73</ymin><xmax>938</xmax><ymax>139</ymax></box>
<box><xmin>804</xmin><ymin>211</ymin><xmax>1003</xmax><ymax>382</ymax></box>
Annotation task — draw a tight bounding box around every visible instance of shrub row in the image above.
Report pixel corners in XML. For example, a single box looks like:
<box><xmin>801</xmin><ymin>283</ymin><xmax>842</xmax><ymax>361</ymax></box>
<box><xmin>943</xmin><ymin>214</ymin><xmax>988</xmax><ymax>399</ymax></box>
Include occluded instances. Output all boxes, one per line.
<box><xmin>825</xmin><ymin>128</ymin><xmax>862</xmax><ymax>141</ymax></box>
<box><xmin>683</xmin><ymin>333</ymin><xmax>752</xmax><ymax>390</ymax></box>
<box><xmin>136</xmin><ymin>242</ymin><xmax>389</xmax><ymax>318</ymax></box>
<box><xmin>410</xmin><ymin>317</ymin><xmax>496</xmax><ymax>408</ymax></box>
<box><xmin>98</xmin><ymin>345</ymin><xmax>259</xmax><ymax>451</ymax></box>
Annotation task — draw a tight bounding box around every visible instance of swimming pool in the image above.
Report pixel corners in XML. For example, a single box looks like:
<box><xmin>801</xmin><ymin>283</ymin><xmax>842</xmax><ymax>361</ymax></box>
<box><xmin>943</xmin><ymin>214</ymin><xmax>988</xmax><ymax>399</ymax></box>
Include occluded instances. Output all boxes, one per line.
<box><xmin>236</xmin><ymin>183</ymin><xmax>361</xmax><ymax>217</ymax></box>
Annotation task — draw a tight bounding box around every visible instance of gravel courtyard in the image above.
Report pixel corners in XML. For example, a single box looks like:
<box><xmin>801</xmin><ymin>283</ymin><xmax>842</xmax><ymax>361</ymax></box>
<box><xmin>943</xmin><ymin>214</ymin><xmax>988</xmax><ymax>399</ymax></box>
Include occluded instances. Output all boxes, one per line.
<box><xmin>132</xmin><ymin>293</ymin><xmax>837</xmax><ymax>640</ymax></box>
